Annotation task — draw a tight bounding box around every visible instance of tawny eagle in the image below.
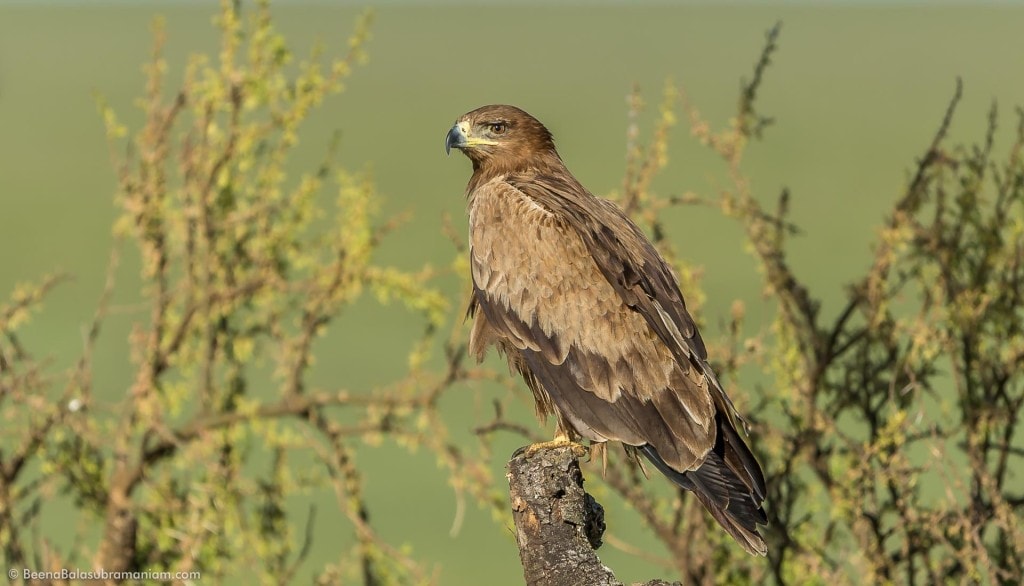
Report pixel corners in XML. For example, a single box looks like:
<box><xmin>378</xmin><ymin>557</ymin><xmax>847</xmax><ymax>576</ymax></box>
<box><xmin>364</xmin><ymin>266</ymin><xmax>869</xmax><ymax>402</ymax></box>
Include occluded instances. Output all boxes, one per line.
<box><xmin>445</xmin><ymin>104</ymin><xmax>767</xmax><ymax>555</ymax></box>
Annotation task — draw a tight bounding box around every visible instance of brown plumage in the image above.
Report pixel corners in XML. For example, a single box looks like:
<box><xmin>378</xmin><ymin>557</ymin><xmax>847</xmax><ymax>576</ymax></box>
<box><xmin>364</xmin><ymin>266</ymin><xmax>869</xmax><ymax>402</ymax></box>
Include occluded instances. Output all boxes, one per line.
<box><xmin>445</xmin><ymin>104</ymin><xmax>768</xmax><ymax>556</ymax></box>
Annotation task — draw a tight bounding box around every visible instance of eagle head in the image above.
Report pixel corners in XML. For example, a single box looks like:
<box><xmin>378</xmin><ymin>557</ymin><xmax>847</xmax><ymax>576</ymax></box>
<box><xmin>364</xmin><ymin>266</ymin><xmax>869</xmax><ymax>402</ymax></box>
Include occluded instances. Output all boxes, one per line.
<box><xmin>445</xmin><ymin>105</ymin><xmax>558</xmax><ymax>173</ymax></box>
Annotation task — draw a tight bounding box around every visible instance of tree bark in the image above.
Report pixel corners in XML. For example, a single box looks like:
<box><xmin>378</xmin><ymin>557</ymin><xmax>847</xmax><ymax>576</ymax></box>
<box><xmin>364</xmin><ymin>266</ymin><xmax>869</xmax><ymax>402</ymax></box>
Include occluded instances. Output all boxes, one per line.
<box><xmin>507</xmin><ymin>445</ymin><xmax>680</xmax><ymax>586</ymax></box>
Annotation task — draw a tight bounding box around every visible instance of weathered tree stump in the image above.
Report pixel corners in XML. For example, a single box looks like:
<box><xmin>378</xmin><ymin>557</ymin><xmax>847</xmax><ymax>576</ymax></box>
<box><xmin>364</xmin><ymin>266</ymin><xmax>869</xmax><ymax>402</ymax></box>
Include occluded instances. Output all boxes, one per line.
<box><xmin>507</xmin><ymin>445</ymin><xmax>681</xmax><ymax>586</ymax></box>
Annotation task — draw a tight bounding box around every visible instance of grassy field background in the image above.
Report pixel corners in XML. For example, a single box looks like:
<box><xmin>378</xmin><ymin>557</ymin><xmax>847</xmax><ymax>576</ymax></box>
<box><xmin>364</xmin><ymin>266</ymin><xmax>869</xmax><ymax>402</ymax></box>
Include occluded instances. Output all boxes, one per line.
<box><xmin>2</xmin><ymin>1</ymin><xmax>1023</xmax><ymax>584</ymax></box>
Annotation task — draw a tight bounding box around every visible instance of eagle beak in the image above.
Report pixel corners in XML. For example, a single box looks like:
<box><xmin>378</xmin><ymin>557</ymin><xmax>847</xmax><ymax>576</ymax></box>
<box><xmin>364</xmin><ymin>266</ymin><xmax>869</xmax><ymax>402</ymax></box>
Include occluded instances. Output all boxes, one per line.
<box><xmin>445</xmin><ymin>123</ymin><xmax>467</xmax><ymax>155</ymax></box>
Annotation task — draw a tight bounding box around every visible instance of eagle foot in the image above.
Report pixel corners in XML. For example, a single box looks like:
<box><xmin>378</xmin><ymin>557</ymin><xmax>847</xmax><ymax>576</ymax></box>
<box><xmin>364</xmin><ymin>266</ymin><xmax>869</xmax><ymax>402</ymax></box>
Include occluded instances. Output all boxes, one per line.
<box><xmin>515</xmin><ymin>438</ymin><xmax>588</xmax><ymax>460</ymax></box>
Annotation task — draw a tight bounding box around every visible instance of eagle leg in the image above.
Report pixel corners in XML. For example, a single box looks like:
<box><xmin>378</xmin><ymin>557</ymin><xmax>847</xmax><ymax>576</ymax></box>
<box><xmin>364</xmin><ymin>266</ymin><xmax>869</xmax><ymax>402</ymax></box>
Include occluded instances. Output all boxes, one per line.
<box><xmin>515</xmin><ymin>425</ymin><xmax>588</xmax><ymax>459</ymax></box>
<box><xmin>518</xmin><ymin>438</ymin><xmax>588</xmax><ymax>459</ymax></box>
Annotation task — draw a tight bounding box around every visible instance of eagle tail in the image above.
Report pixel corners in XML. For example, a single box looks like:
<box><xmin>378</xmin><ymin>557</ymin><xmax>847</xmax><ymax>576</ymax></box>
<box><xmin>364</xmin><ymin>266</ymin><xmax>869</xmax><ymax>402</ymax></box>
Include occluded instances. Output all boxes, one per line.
<box><xmin>638</xmin><ymin>419</ymin><xmax>768</xmax><ymax>556</ymax></box>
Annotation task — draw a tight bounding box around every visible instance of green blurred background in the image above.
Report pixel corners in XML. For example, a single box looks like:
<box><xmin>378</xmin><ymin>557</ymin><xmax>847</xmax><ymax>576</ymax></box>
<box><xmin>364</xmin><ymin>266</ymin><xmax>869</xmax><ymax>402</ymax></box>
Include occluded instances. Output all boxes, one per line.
<box><xmin>2</xmin><ymin>1</ymin><xmax>1023</xmax><ymax>584</ymax></box>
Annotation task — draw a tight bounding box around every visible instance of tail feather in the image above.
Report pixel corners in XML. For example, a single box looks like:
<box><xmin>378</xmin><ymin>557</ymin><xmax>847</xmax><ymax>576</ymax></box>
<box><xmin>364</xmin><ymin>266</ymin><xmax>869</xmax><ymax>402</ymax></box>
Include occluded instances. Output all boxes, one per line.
<box><xmin>689</xmin><ymin>484</ymin><xmax>768</xmax><ymax>556</ymax></box>
<box><xmin>638</xmin><ymin>415</ymin><xmax>768</xmax><ymax>556</ymax></box>
<box><xmin>718</xmin><ymin>411</ymin><xmax>767</xmax><ymax>503</ymax></box>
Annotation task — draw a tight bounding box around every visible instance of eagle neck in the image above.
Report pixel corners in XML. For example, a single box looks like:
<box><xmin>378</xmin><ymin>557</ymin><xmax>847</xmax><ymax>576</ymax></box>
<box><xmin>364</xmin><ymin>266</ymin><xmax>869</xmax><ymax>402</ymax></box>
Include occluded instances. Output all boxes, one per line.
<box><xmin>466</xmin><ymin>151</ymin><xmax>566</xmax><ymax>195</ymax></box>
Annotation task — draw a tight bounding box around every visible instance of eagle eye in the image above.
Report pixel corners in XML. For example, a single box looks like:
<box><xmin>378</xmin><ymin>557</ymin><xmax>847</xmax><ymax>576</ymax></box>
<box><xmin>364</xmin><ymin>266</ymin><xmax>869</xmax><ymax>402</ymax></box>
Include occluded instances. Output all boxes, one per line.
<box><xmin>489</xmin><ymin>122</ymin><xmax>508</xmax><ymax>135</ymax></box>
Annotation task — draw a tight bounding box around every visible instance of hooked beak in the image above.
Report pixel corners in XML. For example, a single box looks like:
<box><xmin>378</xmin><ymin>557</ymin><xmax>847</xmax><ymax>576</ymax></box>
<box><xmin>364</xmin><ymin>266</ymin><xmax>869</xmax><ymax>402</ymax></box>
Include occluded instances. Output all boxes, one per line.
<box><xmin>445</xmin><ymin>123</ymin><xmax>467</xmax><ymax>155</ymax></box>
<box><xmin>445</xmin><ymin>120</ymin><xmax>498</xmax><ymax>155</ymax></box>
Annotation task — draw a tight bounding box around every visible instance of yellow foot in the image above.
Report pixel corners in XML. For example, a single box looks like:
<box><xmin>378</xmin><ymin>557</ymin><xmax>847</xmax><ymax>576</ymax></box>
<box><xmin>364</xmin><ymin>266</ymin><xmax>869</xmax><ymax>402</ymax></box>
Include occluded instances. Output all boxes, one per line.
<box><xmin>515</xmin><ymin>437</ymin><xmax>588</xmax><ymax>459</ymax></box>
